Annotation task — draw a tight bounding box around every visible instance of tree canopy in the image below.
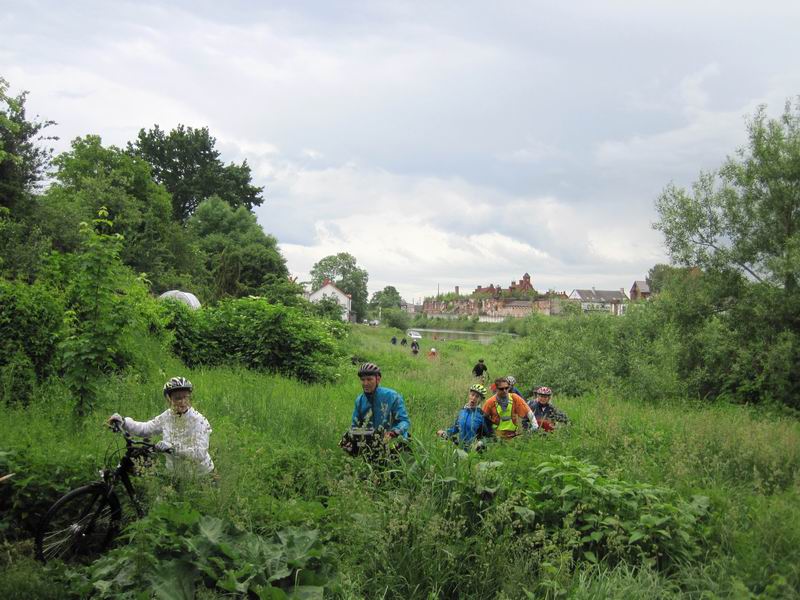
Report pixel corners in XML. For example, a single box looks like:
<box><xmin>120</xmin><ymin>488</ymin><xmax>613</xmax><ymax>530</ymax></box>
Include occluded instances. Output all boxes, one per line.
<box><xmin>370</xmin><ymin>285</ymin><xmax>403</xmax><ymax>310</ymax></box>
<box><xmin>310</xmin><ymin>252</ymin><xmax>369</xmax><ymax>321</ymax></box>
<box><xmin>655</xmin><ymin>99</ymin><xmax>800</xmax><ymax>293</ymax></box>
<box><xmin>129</xmin><ymin>124</ymin><xmax>264</xmax><ymax>222</ymax></box>
<box><xmin>0</xmin><ymin>77</ymin><xmax>56</xmax><ymax>215</ymax></box>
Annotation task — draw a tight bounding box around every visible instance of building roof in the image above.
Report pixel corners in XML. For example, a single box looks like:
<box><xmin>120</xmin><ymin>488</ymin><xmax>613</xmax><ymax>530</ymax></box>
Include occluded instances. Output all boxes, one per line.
<box><xmin>632</xmin><ymin>280</ymin><xmax>651</xmax><ymax>293</ymax></box>
<box><xmin>506</xmin><ymin>300</ymin><xmax>533</xmax><ymax>307</ymax></box>
<box><xmin>571</xmin><ymin>289</ymin><xmax>628</xmax><ymax>302</ymax></box>
<box><xmin>312</xmin><ymin>279</ymin><xmax>351</xmax><ymax>298</ymax></box>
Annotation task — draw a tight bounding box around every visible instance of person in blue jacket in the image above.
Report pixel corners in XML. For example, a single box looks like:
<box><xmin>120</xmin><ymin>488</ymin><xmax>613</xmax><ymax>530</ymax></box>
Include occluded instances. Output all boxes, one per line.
<box><xmin>437</xmin><ymin>383</ymin><xmax>494</xmax><ymax>449</ymax></box>
<box><xmin>350</xmin><ymin>362</ymin><xmax>411</xmax><ymax>440</ymax></box>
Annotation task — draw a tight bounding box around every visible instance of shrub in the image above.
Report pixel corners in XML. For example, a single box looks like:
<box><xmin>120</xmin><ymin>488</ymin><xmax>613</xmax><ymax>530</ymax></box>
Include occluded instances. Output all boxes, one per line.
<box><xmin>465</xmin><ymin>454</ymin><xmax>710</xmax><ymax>571</ymax></box>
<box><xmin>57</xmin><ymin>209</ymin><xmax>165</xmax><ymax>414</ymax></box>
<box><xmin>0</xmin><ymin>279</ymin><xmax>64</xmax><ymax>387</ymax></box>
<box><xmin>164</xmin><ymin>297</ymin><xmax>345</xmax><ymax>382</ymax></box>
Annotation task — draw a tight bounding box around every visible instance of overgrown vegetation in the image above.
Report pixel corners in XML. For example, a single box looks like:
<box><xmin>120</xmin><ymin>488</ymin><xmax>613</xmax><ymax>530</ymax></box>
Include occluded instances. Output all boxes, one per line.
<box><xmin>1</xmin><ymin>326</ymin><xmax>799</xmax><ymax>598</ymax></box>
<box><xmin>2</xmin><ymin>77</ymin><xmax>800</xmax><ymax>597</ymax></box>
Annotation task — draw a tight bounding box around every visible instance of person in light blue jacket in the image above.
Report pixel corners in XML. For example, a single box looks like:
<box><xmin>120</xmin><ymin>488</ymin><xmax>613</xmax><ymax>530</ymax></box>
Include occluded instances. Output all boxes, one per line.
<box><xmin>351</xmin><ymin>362</ymin><xmax>410</xmax><ymax>440</ymax></box>
<box><xmin>438</xmin><ymin>383</ymin><xmax>494</xmax><ymax>449</ymax></box>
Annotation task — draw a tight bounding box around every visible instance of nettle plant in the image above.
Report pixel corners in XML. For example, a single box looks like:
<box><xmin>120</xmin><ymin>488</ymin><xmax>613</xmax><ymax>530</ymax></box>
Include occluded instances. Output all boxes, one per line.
<box><xmin>68</xmin><ymin>502</ymin><xmax>335</xmax><ymax>599</ymax></box>
<box><xmin>463</xmin><ymin>455</ymin><xmax>710</xmax><ymax>571</ymax></box>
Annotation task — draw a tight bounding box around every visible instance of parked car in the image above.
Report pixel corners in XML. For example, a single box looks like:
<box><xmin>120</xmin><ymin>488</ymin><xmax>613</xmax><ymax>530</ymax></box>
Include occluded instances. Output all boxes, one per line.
<box><xmin>369</xmin><ymin>320</ymin><xmax>380</xmax><ymax>326</ymax></box>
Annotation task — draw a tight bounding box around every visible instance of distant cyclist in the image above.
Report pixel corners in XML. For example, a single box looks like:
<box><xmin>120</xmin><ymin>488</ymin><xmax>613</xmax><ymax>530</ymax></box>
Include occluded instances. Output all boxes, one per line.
<box><xmin>438</xmin><ymin>384</ymin><xmax>494</xmax><ymax>449</ymax></box>
<box><xmin>107</xmin><ymin>377</ymin><xmax>214</xmax><ymax>475</ymax></box>
<box><xmin>471</xmin><ymin>358</ymin><xmax>488</xmax><ymax>381</ymax></box>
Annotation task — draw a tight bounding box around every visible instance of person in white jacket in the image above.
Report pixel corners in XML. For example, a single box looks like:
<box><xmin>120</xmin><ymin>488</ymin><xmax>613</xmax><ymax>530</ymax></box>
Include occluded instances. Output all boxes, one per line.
<box><xmin>107</xmin><ymin>377</ymin><xmax>214</xmax><ymax>475</ymax></box>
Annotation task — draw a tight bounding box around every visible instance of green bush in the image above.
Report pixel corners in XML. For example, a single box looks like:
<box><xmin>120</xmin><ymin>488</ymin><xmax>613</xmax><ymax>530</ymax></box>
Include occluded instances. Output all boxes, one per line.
<box><xmin>0</xmin><ymin>279</ymin><xmax>65</xmax><ymax>386</ymax></box>
<box><xmin>464</xmin><ymin>454</ymin><xmax>710</xmax><ymax>570</ymax></box>
<box><xmin>164</xmin><ymin>297</ymin><xmax>345</xmax><ymax>382</ymax></box>
<box><xmin>382</xmin><ymin>307</ymin><xmax>410</xmax><ymax>331</ymax></box>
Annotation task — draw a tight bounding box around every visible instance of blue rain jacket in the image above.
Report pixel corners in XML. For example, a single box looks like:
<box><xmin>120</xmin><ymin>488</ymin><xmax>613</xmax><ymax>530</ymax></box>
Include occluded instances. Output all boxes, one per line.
<box><xmin>446</xmin><ymin>406</ymin><xmax>494</xmax><ymax>444</ymax></box>
<box><xmin>351</xmin><ymin>386</ymin><xmax>411</xmax><ymax>438</ymax></box>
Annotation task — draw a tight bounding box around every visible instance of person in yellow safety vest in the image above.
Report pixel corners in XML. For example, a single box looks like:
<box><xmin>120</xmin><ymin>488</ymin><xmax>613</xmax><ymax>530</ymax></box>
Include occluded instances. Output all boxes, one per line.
<box><xmin>482</xmin><ymin>376</ymin><xmax>539</xmax><ymax>438</ymax></box>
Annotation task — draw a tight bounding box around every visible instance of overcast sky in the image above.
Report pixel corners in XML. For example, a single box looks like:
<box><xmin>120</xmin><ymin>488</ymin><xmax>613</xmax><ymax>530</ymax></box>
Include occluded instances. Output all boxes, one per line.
<box><xmin>3</xmin><ymin>1</ymin><xmax>799</xmax><ymax>302</ymax></box>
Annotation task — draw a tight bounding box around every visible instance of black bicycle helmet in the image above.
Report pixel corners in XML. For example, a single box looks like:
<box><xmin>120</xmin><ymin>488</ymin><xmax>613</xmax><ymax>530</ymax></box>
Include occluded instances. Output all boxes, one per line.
<box><xmin>163</xmin><ymin>376</ymin><xmax>193</xmax><ymax>397</ymax></box>
<box><xmin>357</xmin><ymin>362</ymin><xmax>381</xmax><ymax>377</ymax></box>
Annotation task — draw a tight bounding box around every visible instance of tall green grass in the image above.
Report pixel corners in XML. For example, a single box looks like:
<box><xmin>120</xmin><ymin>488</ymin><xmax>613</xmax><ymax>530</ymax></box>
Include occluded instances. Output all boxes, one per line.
<box><xmin>1</xmin><ymin>324</ymin><xmax>799</xmax><ymax>598</ymax></box>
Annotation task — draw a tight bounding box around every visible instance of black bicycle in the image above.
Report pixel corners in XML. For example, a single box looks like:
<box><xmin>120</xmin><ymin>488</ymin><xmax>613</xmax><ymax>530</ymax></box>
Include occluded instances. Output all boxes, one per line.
<box><xmin>34</xmin><ymin>425</ymin><xmax>168</xmax><ymax>563</ymax></box>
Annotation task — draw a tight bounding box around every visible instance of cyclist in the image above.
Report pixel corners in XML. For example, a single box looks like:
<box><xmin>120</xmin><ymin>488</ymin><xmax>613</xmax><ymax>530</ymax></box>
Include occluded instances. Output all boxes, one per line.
<box><xmin>400</xmin><ymin>337</ymin><xmax>408</xmax><ymax>346</ymax></box>
<box><xmin>490</xmin><ymin>374</ymin><xmax>523</xmax><ymax>396</ymax></box>
<box><xmin>471</xmin><ymin>358</ymin><xmax>488</xmax><ymax>381</ymax></box>
<box><xmin>437</xmin><ymin>383</ymin><xmax>494</xmax><ymax>449</ymax></box>
<box><xmin>482</xmin><ymin>377</ymin><xmax>538</xmax><ymax>438</ymax></box>
<box><xmin>527</xmin><ymin>386</ymin><xmax>569</xmax><ymax>432</ymax></box>
<box><xmin>107</xmin><ymin>377</ymin><xmax>214</xmax><ymax>475</ymax></box>
<box><xmin>428</xmin><ymin>347</ymin><xmax>438</xmax><ymax>359</ymax></box>
<box><xmin>350</xmin><ymin>362</ymin><xmax>410</xmax><ymax>441</ymax></box>
<box><xmin>391</xmin><ymin>336</ymin><xmax>397</xmax><ymax>345</ymax></box>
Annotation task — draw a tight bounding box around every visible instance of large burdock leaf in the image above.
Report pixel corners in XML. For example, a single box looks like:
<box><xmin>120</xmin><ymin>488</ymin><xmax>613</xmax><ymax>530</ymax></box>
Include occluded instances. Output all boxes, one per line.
<box><xmin>278</xmin><ymin>528</ymin><xmax>321</xmax><ymax>568</ymax></box>
<box><xmin>151</xmin><ymin>558</ymin><xmax>196</xmax><ymax>600</ymax></box>
<box><xmin>198</xmin><ymin>515</ymin><xmax>226</xmax><ymax>545</ymax></box>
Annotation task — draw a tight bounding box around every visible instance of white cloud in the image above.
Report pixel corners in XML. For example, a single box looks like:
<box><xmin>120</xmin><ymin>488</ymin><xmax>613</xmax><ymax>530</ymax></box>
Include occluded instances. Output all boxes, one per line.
<box><xmin>3</xmin><ymin>0</ymin><xmax>799</xmax><ymax>302</ymax></box>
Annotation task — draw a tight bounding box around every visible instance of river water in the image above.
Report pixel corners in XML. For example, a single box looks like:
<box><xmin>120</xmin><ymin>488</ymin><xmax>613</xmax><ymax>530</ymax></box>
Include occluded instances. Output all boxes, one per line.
<box><xmin>410</xmin><ymin>328</ymin><xmax>516</xmax><ymax>345</ymax></box>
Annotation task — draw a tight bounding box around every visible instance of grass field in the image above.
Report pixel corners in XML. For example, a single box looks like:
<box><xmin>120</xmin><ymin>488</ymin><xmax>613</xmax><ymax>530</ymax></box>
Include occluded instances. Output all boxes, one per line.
<box><xmin>1</xmin><ymin>324</ymin><xmax>799</xmax><ymax>598</ymax></box>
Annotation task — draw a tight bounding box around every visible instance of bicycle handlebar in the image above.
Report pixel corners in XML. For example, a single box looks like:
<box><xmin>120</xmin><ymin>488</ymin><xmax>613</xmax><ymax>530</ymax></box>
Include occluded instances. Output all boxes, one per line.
<box><xmin>108</xmin><ymin>423</ymin><xmax>172</xmax><ymax>453</ymax></box>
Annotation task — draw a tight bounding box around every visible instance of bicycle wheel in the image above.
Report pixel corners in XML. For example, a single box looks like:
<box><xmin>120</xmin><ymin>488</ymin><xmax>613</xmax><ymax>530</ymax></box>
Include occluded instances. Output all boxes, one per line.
<box><xmin>35</xmin><ymin>483</ymin><xmax>122</xmax><ymax>563</ymax></box>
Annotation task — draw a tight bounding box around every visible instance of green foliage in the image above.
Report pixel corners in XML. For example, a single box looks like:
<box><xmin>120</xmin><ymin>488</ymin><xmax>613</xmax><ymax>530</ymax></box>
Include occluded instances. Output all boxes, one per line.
<box><xmin>0</xmin><ymin>77</ymin><xmax>56</xmax><ymax>215</ymax></box>
<box><xmin>164</xmin><ymin>297</ymin><xmax>345</xmax><ymax>382</ymax></box>
<box><xmin>129</xmin><ymin>124</ymin><xmax>264</xmax><ymax>222</ymax></box>
<box><xmin>0</xmin><ymin>278</ymin><xmax>64</xmax><ymax>399</ymax></box>
<box><xmin>0</xmin><ymin>206</ymin><xmax>52</xmax><ymax>282</ymax></box>
<box><xmin>382</xmin><ymin>307</ymin><xmax>411</xmax><ymax>331</ymax></box>
<box><xmin>188</xmin><ymin>196</ymin><xmax>289</xmax><ymax>302</ymax></box>
<box><xmin>645</xmin><ymin>263</ymin><xmax>679</xmax><ymax>295</ymax></box>
<box><xmin>485</xmin><ymin>455</ymin><xmax>710</xmax><ymax>569</ymax></box>
<box><xmin>656</xmin><ymin>100</ymin><xmax>800</xmax><ymax>292</ymax></box>
<box><xmin>311</xmin><ymin>295</ymin><xmax>346</xmax><ymax>321</ymax></box>
<box><xmin>652</xmin><ymin>100</ymin><xmax>800</xmax><ymax>409</ymax></box>
<box><xmin>310</xmin><ymin>252</ymin><xmax>369</xmax><ymax>321</ymax></box>
<box><xmin>370</xmin><ymin>285</ymin><xmax>403</xmax><ymax>310</ymax></box>
<box><xmin>44</xmin><ymin>135</ymin><xmax>201</xmax><ymax>294</ymax></box>
<box><xmin>59</xmin><ymin>209</ymin><xmax>162</xmax><ymax>414</ymax></box>
<box><xmin>1</xmin><ymin>324</ymin><xmax>799</xmax><ymax>597</ymax></box>
<box><xmin>71</xmin><ymin>501</ymin><xmax>333</xmax><ymax>599</ymax></box>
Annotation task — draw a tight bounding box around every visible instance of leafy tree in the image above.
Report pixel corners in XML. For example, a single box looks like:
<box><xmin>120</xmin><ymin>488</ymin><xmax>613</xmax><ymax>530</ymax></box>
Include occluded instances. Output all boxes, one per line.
<box><xmin>653</xmin><ymin>100</ymin><xmax>800</xmax><ymax>408</ymax></box>
<box><xmin>370</xmin><ymin>285</ymin><xmax>403</xmax><ymax>310</ymax></box>
<box><xmin>312</xmin><ymin>295</ymin><xmax>347</xmax><ymax>321</ymax></box>
<box><xmin>43</xmin><ymin>135</ymin><xmax>202</xmax><ymax>292</ymax></box>
<box><xmin>0</xmin><ymin>77</ymin><xmax>56</xmax><ymax>216</ymax></box>
<box><xmin>310</xmin><ymin>252</ymin><xmax>369</xmax><ymax>322</ymax></box>
<box><xmin>655</xmin><ymin>100</ymin><xmax>800</xmax><ymax>293</ymax></box>
<box><xmin>645</xmin><ymin>264</ymin><xmax>682</xmax><ymax>295</ymax></box>
<box><xmin>382</xmin><ymin>307</ymin><xmax>411</xmax><ymax>331</ymax></box>
<box><xmin>129</xmin><ymin>125</ymin><xmax>263</xmax><ymax>222</ymax></box>
<box><xmin>188</xmin><ymin>196</ymin><xmax>289</xmax><ymax>302</ymax></box>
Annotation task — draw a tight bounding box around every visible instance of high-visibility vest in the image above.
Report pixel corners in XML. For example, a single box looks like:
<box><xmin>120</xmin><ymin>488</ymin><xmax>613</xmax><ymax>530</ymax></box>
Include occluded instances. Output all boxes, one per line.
<box><xmin>495</xmin><ymin>399</ymin><xmax>516</xmax><ymax>432</ymax></box>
